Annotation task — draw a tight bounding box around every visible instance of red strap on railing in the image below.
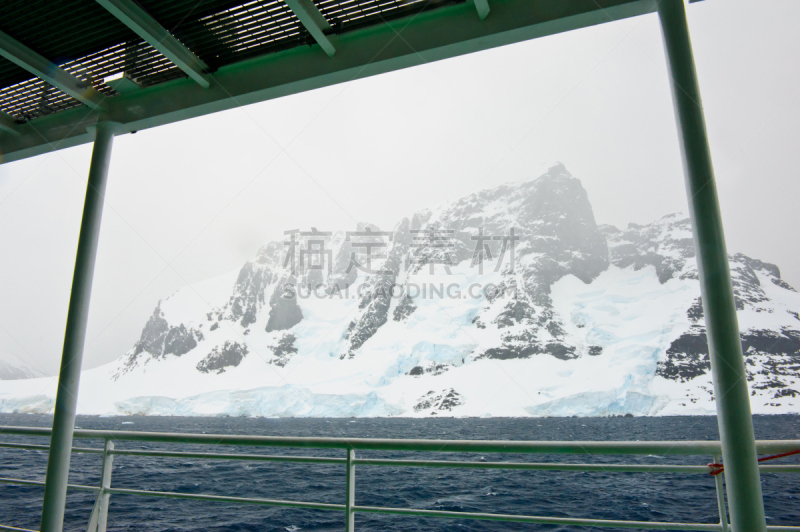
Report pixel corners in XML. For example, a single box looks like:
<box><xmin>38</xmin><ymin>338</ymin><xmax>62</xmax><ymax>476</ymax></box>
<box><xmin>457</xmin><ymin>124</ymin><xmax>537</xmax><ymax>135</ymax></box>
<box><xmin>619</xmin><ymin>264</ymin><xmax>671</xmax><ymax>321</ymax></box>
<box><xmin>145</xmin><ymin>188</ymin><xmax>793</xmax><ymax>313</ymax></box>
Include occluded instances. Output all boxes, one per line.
<box><xmin>707</xmin><ymin>449</ymin><xmax>800</xmax><ymax>476</ymax></box>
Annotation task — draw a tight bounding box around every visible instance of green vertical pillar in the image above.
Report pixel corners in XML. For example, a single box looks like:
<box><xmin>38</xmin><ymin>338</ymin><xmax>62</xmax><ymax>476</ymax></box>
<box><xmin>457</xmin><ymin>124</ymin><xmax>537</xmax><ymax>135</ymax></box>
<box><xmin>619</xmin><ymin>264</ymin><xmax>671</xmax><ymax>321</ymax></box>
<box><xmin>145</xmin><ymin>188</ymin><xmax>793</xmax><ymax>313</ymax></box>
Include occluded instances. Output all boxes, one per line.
<box><xmin>656</xmin><ymin>1</ymin><xmax>766</xmax><ymax>530</ymax></box>
<box><xmin>40</xmin><ymin>121</ymin><xmax>117</xmax><ymax>532</ymax></box>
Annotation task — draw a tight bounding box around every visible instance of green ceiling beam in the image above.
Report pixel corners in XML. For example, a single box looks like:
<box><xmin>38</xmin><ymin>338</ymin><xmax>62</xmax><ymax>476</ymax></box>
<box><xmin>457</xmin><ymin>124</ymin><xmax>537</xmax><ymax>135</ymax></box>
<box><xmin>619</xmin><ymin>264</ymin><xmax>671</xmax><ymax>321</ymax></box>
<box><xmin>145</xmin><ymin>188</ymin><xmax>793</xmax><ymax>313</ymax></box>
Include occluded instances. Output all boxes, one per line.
<box><xmin>0</xmin><ymin>30</ymin><xmax>105</xmax><ymax>111</ymax></box>
<box><xmin>95</xmin><ymin>0</ymin><xmax>212</xmax><ymax>89</ymax></box>
<box><xmin>1</xmin><ymin>0</ymin><xmax>659</xmax><ymax>164</ymax></box>
<box><xmin>285</xmin><ymin>0</ymin><xmax>336</xmax><ymax>57</ymax></box>
<box><xmin>289</xmin><ymin>0</ymin><xmax>332</xmax><ymax>31</ymax></box>
<box><xmin>0</xmin><ymin>111</ymin><xmax>20</xmax><ymax>136</ymax></box>
<box><xmin>474</xmin><ymin>0</ymin><xmax>491</xmax><ymax>20</ymax></box>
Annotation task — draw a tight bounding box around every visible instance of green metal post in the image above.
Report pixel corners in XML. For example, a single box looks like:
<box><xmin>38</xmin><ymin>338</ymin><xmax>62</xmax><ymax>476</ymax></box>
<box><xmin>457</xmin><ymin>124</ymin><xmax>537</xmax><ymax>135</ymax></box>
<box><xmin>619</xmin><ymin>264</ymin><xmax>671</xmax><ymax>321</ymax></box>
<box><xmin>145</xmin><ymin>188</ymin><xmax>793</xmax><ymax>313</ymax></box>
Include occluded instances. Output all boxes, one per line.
<box><xmin>713</xmin><ymin>455</ymin><xmax>729</xmax><ymax>532</ymax></box>
<box><xmin>40</xmin><ymin>121</ymin><xmax>117</xmax><ymax>532</ymax></box>
<box><xmin>657</xmin><ymin>1</ymin><xmax>766</xmax><ymax>531</ymax></box>
<box><xmin>97</xmin><ymin>440</ymin><xmax>115</xmax><ymax>532</ymax></box>
<box><xmin>345</xmin><ymin>449</ymin><xmax>355</xmax><ymax>532</ymax></box>
<box><xmin>85</xmin><ymin>440</ymin><xmax>114</xmax><ymax>532</ymax></box>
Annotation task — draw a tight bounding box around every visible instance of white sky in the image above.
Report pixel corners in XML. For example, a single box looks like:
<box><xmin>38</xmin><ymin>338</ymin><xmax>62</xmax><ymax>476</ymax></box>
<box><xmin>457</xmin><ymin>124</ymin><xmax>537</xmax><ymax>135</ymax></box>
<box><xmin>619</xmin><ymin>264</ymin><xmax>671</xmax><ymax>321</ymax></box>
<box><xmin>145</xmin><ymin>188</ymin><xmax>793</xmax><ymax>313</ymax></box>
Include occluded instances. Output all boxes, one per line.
<box><xmin>1</xmin><ymin>0</ymin><xmax>799</xmax><ymax>375</ymax></box>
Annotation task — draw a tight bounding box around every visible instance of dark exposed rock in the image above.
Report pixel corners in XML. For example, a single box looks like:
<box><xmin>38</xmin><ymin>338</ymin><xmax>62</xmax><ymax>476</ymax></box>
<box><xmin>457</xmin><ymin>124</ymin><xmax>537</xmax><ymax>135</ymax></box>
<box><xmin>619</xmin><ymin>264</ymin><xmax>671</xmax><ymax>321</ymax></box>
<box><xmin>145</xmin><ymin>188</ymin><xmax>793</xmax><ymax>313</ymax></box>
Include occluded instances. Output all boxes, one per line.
<box><xmin>343</xmin><ymin>231</ymin><xmax>405</xmax><ymax>357</ymax></box>
<box><xmin>494</xmin><ymin>299</ymin><xmax>535</xmax><ymax>328</ymax></box>
<box><xmin>406</xmin><ymin>363</ymin><xmax>450</xmax><ymax>377</ymax></box>
<box><xmin>393</xmin><ymin>295</ymin><xmax>417</xmax><ymax>321</ymax></box>
<box><xmin>774</xmin><ymin>388</ymin><xmax>799</xmax><ymax>399</ymax></box>
<box><xmin>132</xmin><ymin>306</ymin><xmax>170</xmax><ymax>358</ymax></box>
<box><xmin>483</xmin><ymin>345</ymin><xmax>541</xmax><ymax>360</ymax></box>
<box><xmin>602</xmin><ymin>214</ymin><xmax>695</xmax><ymax>284</ymax></box>
<box><xmin>413</xmin><ymin>388</ymin><xmax>463</xmax><ymax>413</ymax></box>
<box><xmin>545</xmin><ymin>343</ymin><xmax>576</xmax><ymax>360</ymax></box>
<box><xmin>687</xmin><ymin>298</ymin><xmax>704</xmax><ymax>323</ymax></box>
<box><xmin>729</xmin><ymin>254</ymin><xmax>771</xmax><ymax>309</ymax></box>
<box><xmin>265</xmin><ymin>278</ymin><xmax>303</xmax><ymax>332</ymax></box>
<box><xmin>658</xmin><ymin>327</ymin><xmax>800</xmax><ymax>385</ymax></box>
<box><xmin>196</xmin><ymin>341</ymin><xmax>249</xmax><ymax>374</ymax></box>
<box><xmin>269</xmin><ymin>334</ymin><xmax>298</xmax><ymax>367</ymax></box>
<box><xmin>546</xmin><ymin>320</ymin><xmax>566</xmax><ymax>338</ymax></box>
<box><xmin>657</xmin><ymin>327</ymin><xmax>709</xmax><ymax>382</ymax></box>
<box><xmin>344</xmin><ymin>274</ymin><xmax>394</xmax><ymax>356</ymax></box>
<box><xmin>115</xmin><ymin>304</ymin><xmax>203</xmax><ymax>379</ymax></box>
<box><xmin>229</xmin><ymin>262</ymin><xmax>274</xmax><ymax>327</ymax></box>
<box><xmin>481</xmin><ymin>340</ymin><xmax>576</xmax><ymax>361</ymax></box>
<box><xmin>163</xmin><ymin>324</ymin><xmax>200</xmax><ymax>357</ymax></box>
<box><xmin>773</xmin><ymin>278</ymin><xmax>796</xmax><ymax>292</ymax></box>
<box><xmin>439</xmin><ymin>389</ymin><xmax>463</xmax><ymax>411</ymax></box>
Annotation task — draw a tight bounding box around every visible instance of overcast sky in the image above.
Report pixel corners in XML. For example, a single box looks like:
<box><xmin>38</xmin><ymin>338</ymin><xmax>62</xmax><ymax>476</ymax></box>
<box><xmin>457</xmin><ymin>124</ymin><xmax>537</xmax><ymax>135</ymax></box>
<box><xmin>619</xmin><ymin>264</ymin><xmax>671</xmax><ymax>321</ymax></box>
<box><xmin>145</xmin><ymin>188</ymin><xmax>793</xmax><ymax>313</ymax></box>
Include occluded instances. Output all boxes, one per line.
<box><xmin>1</xmin><ymin>0</ymin><xmax>799</xmax><ymax>375</ymax></box>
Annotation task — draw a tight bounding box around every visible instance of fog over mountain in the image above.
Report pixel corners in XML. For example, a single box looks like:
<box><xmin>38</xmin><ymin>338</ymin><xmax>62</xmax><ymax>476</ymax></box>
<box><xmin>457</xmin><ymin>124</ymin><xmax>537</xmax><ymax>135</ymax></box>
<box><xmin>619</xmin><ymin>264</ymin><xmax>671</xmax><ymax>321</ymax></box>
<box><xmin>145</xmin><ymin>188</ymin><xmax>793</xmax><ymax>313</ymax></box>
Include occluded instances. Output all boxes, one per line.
<box><xmin>1</xmin><ymin>165</ymin><xmax>799</xmax><ymax>417</ymax></box>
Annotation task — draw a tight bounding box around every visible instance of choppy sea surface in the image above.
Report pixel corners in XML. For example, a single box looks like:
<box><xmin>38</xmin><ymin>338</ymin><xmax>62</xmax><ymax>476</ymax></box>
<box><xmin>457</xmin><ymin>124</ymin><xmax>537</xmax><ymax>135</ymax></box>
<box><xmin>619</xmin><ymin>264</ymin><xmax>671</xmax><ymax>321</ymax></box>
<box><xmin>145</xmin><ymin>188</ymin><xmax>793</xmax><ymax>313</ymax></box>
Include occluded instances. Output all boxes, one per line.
<box><xmin>0</xmin><ymin>414</ymin><xmax>798</xmax><ymax>531</ymax></box>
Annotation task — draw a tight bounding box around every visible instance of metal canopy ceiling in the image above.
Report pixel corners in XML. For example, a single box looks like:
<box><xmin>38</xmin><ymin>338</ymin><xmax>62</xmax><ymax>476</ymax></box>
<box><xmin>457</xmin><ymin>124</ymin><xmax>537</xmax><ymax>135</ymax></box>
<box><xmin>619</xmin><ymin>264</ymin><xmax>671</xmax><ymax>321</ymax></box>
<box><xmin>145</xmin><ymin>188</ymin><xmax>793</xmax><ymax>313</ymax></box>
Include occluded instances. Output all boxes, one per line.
<box><xmin>0</xmin><ymin>0</ymin><xmax>662</xmax><ymax>164</ymax></box>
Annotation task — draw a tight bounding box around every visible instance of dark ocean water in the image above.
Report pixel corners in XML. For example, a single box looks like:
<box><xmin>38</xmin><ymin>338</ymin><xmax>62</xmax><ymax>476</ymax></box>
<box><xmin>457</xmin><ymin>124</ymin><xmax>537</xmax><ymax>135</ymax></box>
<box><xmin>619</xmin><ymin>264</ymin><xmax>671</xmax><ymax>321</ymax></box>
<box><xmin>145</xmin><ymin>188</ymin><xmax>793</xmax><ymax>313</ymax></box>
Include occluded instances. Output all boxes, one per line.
<box><xmin>0</xmin><ymin>414</ymin><xmax>798</xmax><ymax>531</ymax></box>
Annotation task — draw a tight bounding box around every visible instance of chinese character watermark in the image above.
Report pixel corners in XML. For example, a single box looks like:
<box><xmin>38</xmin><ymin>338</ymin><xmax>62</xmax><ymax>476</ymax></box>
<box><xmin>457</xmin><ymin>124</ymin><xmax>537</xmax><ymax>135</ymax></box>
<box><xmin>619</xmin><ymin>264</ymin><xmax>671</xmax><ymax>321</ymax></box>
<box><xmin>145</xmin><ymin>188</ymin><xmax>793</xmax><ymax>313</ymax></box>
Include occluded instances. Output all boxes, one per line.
<box><xmin>346</xmin><ymin>227</ymin><xmax>393</xmax><ymax>275</ymax></box>
<box><xmin>409</xmin><ymin>228</ymin><xmax>456</xmax><ymax>274</ymax></box>
<box><xmin>280</xmin><ymin>226</ymin><xmax>519</xmax><ymax>299</ymax></box>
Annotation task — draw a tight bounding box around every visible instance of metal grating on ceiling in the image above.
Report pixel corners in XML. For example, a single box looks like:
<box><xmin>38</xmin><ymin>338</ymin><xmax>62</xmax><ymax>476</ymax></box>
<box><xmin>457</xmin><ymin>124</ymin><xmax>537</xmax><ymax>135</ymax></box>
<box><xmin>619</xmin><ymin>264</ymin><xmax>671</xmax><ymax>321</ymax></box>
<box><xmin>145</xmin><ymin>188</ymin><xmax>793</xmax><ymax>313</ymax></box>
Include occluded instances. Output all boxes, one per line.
<box><xmin>136</xmin><ymin>0</ymin><xmax>313</xmax><ymax>70</ymax></box>
<box><xmin>0</xmin><ymin>79</ymin><xmax>80</xmax><ymax>122</ymax></box>
<box><xmin>188</xmin><ymin>0</ymin><xmax>310</xmax><ymax>67</ymax></box>
<box><xmin>0</xmin><ymin>0</ymin><xmax>459</xmax><ymax>122</ymax></box>
<box><xmin>0</xmin><ymin>41</ymin><xmax>183</xmax><ymax>121</ymax></box>
<box><xmin>315</xmin><ymin>0</ymin><xmax>461</xmax><ymax>31</ymax></box>
<box><xmin>0</xmin><ymin>0</ymin><xmax>138</xmax><ymax>90</ymax></box>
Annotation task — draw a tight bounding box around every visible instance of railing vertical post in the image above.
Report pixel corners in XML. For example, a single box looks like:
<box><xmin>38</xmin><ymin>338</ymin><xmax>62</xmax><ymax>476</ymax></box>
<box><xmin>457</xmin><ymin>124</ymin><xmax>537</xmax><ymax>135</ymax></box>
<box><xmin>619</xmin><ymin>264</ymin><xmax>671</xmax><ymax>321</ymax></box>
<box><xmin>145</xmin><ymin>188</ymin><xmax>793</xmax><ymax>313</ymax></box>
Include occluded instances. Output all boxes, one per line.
<box><xmin>713</xmin><ymin>455</ymin><xmax>729</xmax><ymax>532</ymax></box>
<box><xmin>97</xmin><ymin>440</ymin><xmax>115</xmax><ymax>532</ymax></box>
<box><xmin>85</xmin><ymin>440</ymin><xmax>114</xmax><ymax>532</ymax></box>
<box><xmin>656</xmin><ymin>1</ymin><xmax>766</xmax><ymax>531</ymax></box>
<box><xmin>345</xmin><ymin>449</ymin><xmax>355</xmax><ymax>532</ymax></box>
<box><xmin>40</xmin><ymin>121</ymin><xmax>117</xmax><ymax>532</ymax></box>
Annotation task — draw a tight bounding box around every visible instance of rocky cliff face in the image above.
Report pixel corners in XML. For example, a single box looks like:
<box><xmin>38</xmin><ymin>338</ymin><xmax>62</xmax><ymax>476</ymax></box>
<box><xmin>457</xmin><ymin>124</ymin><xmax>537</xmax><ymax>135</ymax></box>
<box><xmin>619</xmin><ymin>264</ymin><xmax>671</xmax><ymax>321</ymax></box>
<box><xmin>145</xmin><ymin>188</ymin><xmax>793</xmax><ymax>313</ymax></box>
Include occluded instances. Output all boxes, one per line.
<box><xmin>424</xmin><ymin>164</ymin><xmax>609</xmax><ymax>363</ymax></box>
<box><xmin>603</xmin><ymin>213</ymin><xmax>800</xmax><ymax>409</ymax></box>
<box><xmin>15</xmin><ymin>164</ymin><xmax>797</xmax><ymax>417</ymax></box>
<box><xmin>114</xmin><ymin>304</ymin><xmax>204</xmax><ymax>379</ymax></box>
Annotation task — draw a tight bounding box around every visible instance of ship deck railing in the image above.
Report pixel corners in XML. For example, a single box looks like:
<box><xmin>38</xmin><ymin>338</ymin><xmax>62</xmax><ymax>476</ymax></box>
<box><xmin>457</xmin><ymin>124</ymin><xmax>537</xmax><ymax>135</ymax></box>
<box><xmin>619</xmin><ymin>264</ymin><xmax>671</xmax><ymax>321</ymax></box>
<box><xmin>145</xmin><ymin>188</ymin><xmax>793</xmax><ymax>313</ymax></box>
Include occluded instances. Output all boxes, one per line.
<box><xmin>0</xmin><ymin>425</ymin><xmax>799</xmax><ymax>532</ymax></box>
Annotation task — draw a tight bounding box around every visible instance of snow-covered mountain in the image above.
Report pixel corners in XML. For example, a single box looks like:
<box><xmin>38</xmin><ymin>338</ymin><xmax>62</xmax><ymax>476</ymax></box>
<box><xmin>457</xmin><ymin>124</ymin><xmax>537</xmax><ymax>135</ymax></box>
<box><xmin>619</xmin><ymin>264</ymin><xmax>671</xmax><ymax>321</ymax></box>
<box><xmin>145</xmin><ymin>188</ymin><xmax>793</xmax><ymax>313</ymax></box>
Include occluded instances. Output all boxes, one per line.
<box><xmin>0</xmin><ymin>358</ymin><xmax>45</xmax><ymax>381</ymax></box>
<box><xmin>2</xmin><ymin>164</ymin><xmax>799</xmax><ymax>417</ymax></box>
